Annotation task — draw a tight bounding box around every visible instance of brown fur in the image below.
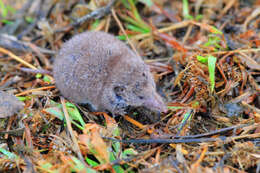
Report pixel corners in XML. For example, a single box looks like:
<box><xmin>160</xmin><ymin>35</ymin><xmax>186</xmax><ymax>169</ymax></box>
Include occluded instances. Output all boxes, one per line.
<box><xmin>53</xmin><ymin>31</ymin><xmax>167</xmax><ymax>115</ymax></box>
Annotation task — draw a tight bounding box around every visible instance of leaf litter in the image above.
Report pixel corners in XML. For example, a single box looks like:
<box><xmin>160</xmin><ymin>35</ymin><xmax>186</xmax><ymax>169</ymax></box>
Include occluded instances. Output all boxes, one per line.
<box><xmin>0</xmin><ymin>0</ymin><xmax>259</xmax><ymax>172</ymax></box>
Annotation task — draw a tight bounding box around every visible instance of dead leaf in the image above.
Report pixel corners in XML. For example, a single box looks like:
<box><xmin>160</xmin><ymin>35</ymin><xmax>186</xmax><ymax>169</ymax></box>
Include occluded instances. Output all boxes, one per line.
<box><xmin>79</xmin><ymin>124</ymin><xmax>110</xmax><ymax>164</ymax></box>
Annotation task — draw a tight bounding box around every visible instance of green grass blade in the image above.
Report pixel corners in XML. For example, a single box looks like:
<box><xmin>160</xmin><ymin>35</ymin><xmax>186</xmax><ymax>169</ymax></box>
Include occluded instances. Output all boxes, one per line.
<box><xmin>86</xmin><ymin>157</ymin><xmax>99</xmax><ymax>167</ymax></box>
<box><xmin>177</xmin><ymin>109</ymin><xmax>193</xmax><ymax>132</ymax></box>
<box><xmin>126</xmin><ymin>24</ymin><xmax>149</xmax><ymax>33</ymax></box>
<box><xmin>0</xmin><ymin>0</ymin><xmax>8</xmax><ymax>17</ymax></box>
<box><xmin>182</xmin><ymin>0</ymin><xmax>193</xmax><ymax>19</ymax></box>
<box><xmin>72</xmin><ymin>157</ymin><xmax>97</xmax><ymax>173</ymax></box>
<box><xmin>0</xmin><ymin>148</ymin><xmax>17</xmax><ymax>159</ymax></box>
<box><xmin>196</xmin><ymin>55</ymin><xmax>208</xmax><ymax>63</ymax></box>
<box><xmin>207</xmin><ymin>55</ymin><xmax>217</xmax><ymax>93</ymax></box>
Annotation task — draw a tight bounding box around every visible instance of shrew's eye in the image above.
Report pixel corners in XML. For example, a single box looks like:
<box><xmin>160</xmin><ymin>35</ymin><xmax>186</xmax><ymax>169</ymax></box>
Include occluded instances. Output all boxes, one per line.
<box><xmin>138</xmin><ymin>96</ymin><xmax>144</xmax><ymax>100</ymax></box>
<box><xmin>114</xmin><ymin>86</ymin><xmax>125</xmax><ymax>96</ymax></box>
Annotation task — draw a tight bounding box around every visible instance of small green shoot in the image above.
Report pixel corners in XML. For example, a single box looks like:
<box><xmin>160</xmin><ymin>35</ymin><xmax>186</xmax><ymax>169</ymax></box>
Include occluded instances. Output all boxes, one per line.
<box><xmin>121</xmin><ymin>0</ymin><xmax>131</xmax><ymax>9</ymax></box>
<box><xmin>109</xmin><ymin>151</ymin><xmax>125</xmax><ymax>173</ymax></box>
<box><xmin>196</xmin><ymin>55</ymin><xmax>217</xmax><ymax>93</ymax></box>
<box><xmin>204</xmin><ymin>34</ymin><xmax>222</xmax><ymax>50</ymax></box>
<box><xmin>45</xmin><ymin>100</ymin><xmax>85</xmax><ymax>130</ymax></box>
<box><xmin>182</xmin><ymin>0</ymin><xmax>193</xmax><ymax>19</ymax></box>
<box><xmin>112</xmin><ymin>141</ymin><xmax>121</xmax><ymax>154</ymax></box>
<box><xmin>209</xmin><ymin>26</ymin><xmax>223</xmax><ymax>35</ymax></box>
<box><xmin>167</xmin><ymin>106</ymin><xmax>185</xmax><ymax>110</ymax></box>
<box><xmin>122</xmin><ymin>148</ymin><xmax>138</xmax><ymax>158</ymax></box>
<box><xmin>128</xmin><ymin>0</ymin><xmax>142</xmax><ymax>23</ymax></box>
<box><xmin>113</xmin><ymin>165</ymin><xmax>125</xmax><ymax>173</ymax></box>
<box><xmin>208</xmin><ymin>55</ymin><xmax>217</xmax><ymax>93</ymax></box>
<box><xmin>40</xmin><ymin>162</ymin><xmax>53</xmax><ymax>170</ymax></box>
<box><xmin>86</xmin><ymin>157</ymin><xmax>99</xmax><ymax>167</ymax></box>
<box><xmin>117</xmin><ymin>35</ymin><xmax>127</xmax><ymax>41</ymax></box>
<box><xmin>122</xmin><ymin>15</ymin><xmax>150</xmax><ymax>33</ymax></box>
<box><xmin>0</xmin><ymin>19</ymin><xmax>13</xmax><ymax>24</ymax></box>
<box><xmin>0</xmin><ymin>0</ymin><xmax>8</xmax><ymax>17</ymax></box>
<box><xmin>0</xmin><ymin>147</ymin><xmax>18</xmax><ymax>159</ymax></box>
<box><xmin>195</xmin><ymin>14</ymin><xmax>203</xmax><ymax>21</ymax></box>
<box><xmin>17</xmin><ymin>96</ymin><xmax>31</xmax><ymax>101</ymax></box>
<box><xmin>36</xmin><ymin>73</ymin><xmax>42</xmax><ymax>78</ymax></box>
<box><xmin>43</xmin><ymin>75</ymin><xmax>51</xmax><ymax>83</ymax></box>
<box><xmin>71</xmin><ymin>157</ymin><xmax>97</xmax><ymax>173</ymax></box>
<box><xmin>25</xmin><ymin>16</ymin><xmax>34</xmax><ymax>23</ymax></box>
<box><xmin>126</xmin><ymin>23</ymin><xmax>149</xmax><ymax>33</ymax></box>
<box><xmin>178</xmin><ymin>109</ymin><xmax>193</xmax><ymax>132</ymax></box>
<box><xmin>196</xmin><ymin>55</ymin><xmax>208</xmax><ymax>64</ymax></box>
<box><xmin>182</xmin><ymin>0</ymin><xmax>203</xmax><ymax>20</ymax></box>
<box><xmin>120</xmin><ymin>0</ymin><xmax>151</xmax><ymax>34</ymax></box>
<box><xmin>65</xmin><ymin>102</ymin><xmax>86</xmax><ymax>127</ymax></box>
<box><xmin>90</xmin><ymin>19</ymin><xmax>100</xmax><ymax>30</ymax></box>
<box><xmin>0</xmin><ymin>0</ymin><xmax>16</xmax><ymax>24</ymax></box>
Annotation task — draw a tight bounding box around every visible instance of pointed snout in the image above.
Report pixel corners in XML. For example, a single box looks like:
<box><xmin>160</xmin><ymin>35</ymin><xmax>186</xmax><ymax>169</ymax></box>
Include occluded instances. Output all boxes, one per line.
<box><xmin>143</xmin><ymin>93</ymin><xmax>168</xmax><ymax>113</ymax></box>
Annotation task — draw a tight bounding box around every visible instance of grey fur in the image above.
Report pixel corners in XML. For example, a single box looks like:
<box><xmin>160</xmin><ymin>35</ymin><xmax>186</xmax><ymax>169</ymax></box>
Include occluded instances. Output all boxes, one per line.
<box><xmin>53</xmin><ymin>31</ymin><xmax>167</xmax><ymax>115</ymax></box>
<box><xmin>0</xmin><ymin>91</ymin><xmax>24</xmax><ymax>118</ymax></box>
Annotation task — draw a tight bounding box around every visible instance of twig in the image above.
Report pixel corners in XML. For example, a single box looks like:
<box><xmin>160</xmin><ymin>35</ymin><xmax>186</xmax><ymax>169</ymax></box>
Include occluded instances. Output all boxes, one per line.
<box><xmin>60</xmin><ymin>97</ymin><xmax>88</xmax><ymax>168</ymax></box>
<box><xmin>111</xmin><ymin>8</ymin><xmax>139</xmax><ymax>56</ymax></box>
<box><xmin>15</xmin><ymin>85</ymin><xmax>56</xmax><ymax>96</ymax></box>
<box><xmin>0</xmin><ymin>47</ymin><xmax>37</xmax><ymax>69</ymax></box>
<box><xmin>0</xmin><ymin>34</ymin><xmax>55</xmax><ymax>55</ymax></box>
<box><xmin>20</xmin><ymin>67</ymin><xmax>52</xmax><ymax>75</ymax></box>
<box><xmin>104</xmin><ymin>132</ymin><xmax>260</xmax><ymax>144</ymax></box>
<box><xmin>132</xmin><ymin>20</ymin><xmax>191</xmax><ymax>40</ymax></box>
<box><xmin>56</xmin><ymin>0</ymin><xmax>117</xmax><ymax>32</ymax></box>
<box><xmin>174</xmin><ymin>123</ymin><xmax>251</xmax><ymax>139</ymax></box>
<box><xmin>242</xmin><ymin>101</ymin><xmax>260</xmax><ymax>114</ymax></box>
<box><xmin>0</xmin><ymin>128</ymin><xmax>25</xmax><ymax>137</ymax></box>
<box><xmin>104</xmin><ymin>136</ymin><xmax>220</xmax><ymax>144</ymax></box>
<box><xmin>103</xmin><ymin>123</ymin><xmax>256</xmax><ymax>144</ymax></box>
<box><xmin>218</xmin><ymin>0</ymin><xmax>236</xmax><ymax>20</ymax></box>
<box><xmin>207</xmin><ymin>48</ymin><xmax>260</xmax><ymax>55</ymax></box>
<box><xmin>243</xmin><ymin>7</ymin><xmax>260</xmax><ymax>31</ymax></box>
<box><xmin>176</xmin><ymin>109</ymin><xmax>193</xmax><ymax>136</ymax></box>
<box><xmin>123</xmin><ymin>115</ymin><xmax>147</xmax><ymax>129</ymax></box>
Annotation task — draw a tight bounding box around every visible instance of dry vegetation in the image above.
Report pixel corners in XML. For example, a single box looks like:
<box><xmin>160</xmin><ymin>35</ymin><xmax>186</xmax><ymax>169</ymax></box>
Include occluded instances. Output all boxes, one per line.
<box><xmin>0</xmin><ymin>0</ymin><xmax>259</xmax><ymax>172</ymax></box>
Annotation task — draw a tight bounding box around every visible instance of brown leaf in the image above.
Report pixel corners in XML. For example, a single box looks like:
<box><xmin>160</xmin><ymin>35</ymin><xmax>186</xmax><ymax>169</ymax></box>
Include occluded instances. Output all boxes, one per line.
<box><xmin>79</xmin><ymin>124</ymin><xmax>109</xmax><ymax>164</ymax></box>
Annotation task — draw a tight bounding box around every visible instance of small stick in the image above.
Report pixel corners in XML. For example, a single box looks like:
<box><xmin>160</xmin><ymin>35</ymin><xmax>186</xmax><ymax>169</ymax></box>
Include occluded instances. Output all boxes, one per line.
<box><xmin>111</xmin><ymin>8</ymin><xmax>140</xmax><ymax>57</ymax></box>
<box><xmin>0</xmin><ymin>34</ymin><xmax>55</xmax><ymax>55</ymax></box>
<box><xmin>20</xmin><ymin>67</ymin><xmax>52</xmax><ymax>75</ymax></box>
<box><xmin>123</xmin><ymin>115</ymin><xmax>147</xmax><ymax>129</ymax></box>
<box><xmin>0</xmin><ymin>128</ymin><xmax>25</xmax><ymax>137</ymax></box>
<box><xmin>104</xmin><ymin>136</ymin><xmax>220</xmax><ymax>144</ymax></box>
<box><xmin>0</xmin><ymin>47</ymin><xmax>37</xmax><ymax>69</ymax></box>
<box><xmin>104</xmin><ymin>132</ymin><xmax>260</xmax><ymax>144</ymax></box>
<box><xmin>132</xmin><ymin>20</ymin><xmax>191</xmax><ymax>40</ymax></box>
<box><xmin>56</xmin><ymin>0</ymin><xmax>117</xmax><ymax>32</ymax></box>
<box><xmin>15</xmin><ymin>85</ymin><xmax>56</xmax><ymax>96</ymax></box>
<box><xmin>104</xmin><ymin>123</ymin><xmax>254</xmax><ymax>144</ymax></box>
<box><xmin>61</xmin><ymin>97</ymin><xmax>88</xmax><ymax>168</ymax></box>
